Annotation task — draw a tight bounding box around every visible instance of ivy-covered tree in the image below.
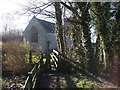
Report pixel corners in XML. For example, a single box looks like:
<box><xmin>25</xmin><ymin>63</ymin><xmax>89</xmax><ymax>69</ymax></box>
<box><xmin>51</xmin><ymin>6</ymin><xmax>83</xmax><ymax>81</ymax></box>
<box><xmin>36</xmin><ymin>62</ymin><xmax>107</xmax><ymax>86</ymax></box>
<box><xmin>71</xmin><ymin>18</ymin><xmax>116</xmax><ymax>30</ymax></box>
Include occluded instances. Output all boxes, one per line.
<box><xmin>61</xmin><ymin>2</ymin><xmax>97</xmax><ymax>74</ymax></box>
<box><xmin>54</xmin><ymin>2</ymin><xmax>65</xmax><ymax>54</ymax></box>
<box><xmin>91</xmin><ymin>2</ymin><xmax>119</xmax><ymax>72</ymax></box>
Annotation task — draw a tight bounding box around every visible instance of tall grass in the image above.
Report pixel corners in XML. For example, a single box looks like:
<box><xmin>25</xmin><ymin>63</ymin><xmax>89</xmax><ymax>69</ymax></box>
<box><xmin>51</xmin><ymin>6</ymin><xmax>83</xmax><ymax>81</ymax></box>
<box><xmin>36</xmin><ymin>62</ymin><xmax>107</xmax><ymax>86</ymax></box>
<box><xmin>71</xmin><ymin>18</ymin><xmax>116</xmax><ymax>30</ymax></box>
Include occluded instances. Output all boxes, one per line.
<box><xmin>2</xmin><ymin>40</ymin><xmax>31</xmax><ymax>75</ymax></box>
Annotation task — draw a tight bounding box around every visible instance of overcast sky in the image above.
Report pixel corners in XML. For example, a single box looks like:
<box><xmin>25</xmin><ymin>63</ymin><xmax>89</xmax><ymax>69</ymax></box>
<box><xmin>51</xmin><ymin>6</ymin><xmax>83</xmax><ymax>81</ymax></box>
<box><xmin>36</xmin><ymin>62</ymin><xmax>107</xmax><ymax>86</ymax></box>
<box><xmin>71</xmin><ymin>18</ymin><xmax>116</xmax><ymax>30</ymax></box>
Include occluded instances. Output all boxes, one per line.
<box><xmin>0</xmin><ymin>0</ymin><xmax>53</xmax><ymax>33</ymax></box>
<box><xmin>0</xmin><ymin>0</ymin><xmax>27</xmax><ymax>32</ymax></box>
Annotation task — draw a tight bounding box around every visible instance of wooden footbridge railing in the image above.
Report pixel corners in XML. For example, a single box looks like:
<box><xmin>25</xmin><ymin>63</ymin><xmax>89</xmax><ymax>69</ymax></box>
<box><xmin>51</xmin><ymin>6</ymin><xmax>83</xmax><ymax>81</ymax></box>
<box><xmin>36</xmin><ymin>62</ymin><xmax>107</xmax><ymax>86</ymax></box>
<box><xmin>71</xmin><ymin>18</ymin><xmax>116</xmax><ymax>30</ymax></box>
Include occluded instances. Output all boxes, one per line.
<box><xmin>22</xmin><ymin>50</ymin><xmax>75</xmax><ymax>89</ymax></box>
<box><xmin>23</xmin><ymin>56</ymin><xmax>44</xmax><ymax>90</ymax></box>
<box><xmin>22</xmin><ymin>50</ymin><xmax>60</xmax><ymax>90</ymax></box>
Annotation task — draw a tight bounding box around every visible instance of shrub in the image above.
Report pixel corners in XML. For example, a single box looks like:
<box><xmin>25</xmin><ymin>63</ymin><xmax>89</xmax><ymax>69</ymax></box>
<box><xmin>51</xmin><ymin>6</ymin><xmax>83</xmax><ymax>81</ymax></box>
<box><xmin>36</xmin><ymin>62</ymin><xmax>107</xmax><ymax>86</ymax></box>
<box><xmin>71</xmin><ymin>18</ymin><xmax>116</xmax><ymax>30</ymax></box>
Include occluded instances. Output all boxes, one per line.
<box><xmin>2</xmin><ymin>40</ymin><xmax>31</xmax><ymax>75</ymax></box>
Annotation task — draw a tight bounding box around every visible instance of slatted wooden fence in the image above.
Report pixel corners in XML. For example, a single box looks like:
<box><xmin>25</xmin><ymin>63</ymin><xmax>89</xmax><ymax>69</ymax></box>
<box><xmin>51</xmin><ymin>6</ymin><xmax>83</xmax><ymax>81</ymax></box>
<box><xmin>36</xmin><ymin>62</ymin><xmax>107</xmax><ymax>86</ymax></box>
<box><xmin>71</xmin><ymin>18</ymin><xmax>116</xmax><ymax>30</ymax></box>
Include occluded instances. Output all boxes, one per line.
<box><xmin>22</xmin><ymin>49</ymin><xmax>78</xmax><ymax>89</ymax></box>
<box><xmin>23</xmin><ymin>56</ymin><xmax>43</xmax><ymax>90</ymax></box>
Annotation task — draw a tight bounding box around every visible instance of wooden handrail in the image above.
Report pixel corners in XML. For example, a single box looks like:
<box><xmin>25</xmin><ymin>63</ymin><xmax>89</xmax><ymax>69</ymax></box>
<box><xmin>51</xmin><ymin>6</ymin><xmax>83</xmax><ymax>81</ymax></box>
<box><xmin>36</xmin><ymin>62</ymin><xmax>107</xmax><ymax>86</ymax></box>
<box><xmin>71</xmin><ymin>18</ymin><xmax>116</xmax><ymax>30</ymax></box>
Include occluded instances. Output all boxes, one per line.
<box><xmin>23</xmin><ymin>76</ymin><xmax>30</xmax><ymax>89</ymax></box>
<box><xmin>50</xmin><ymin>53</ymin><xmax>58</xmax><ymax>68</ymax></box>
<box><xmin>53</xmin><ymin>50</ymin><xmax>59</xmax><ymax>55</ymax></box>
<box><xmin>23</xmin><ymin>56</ymin><xmax>43</xmax><ymax>90</ymax></box>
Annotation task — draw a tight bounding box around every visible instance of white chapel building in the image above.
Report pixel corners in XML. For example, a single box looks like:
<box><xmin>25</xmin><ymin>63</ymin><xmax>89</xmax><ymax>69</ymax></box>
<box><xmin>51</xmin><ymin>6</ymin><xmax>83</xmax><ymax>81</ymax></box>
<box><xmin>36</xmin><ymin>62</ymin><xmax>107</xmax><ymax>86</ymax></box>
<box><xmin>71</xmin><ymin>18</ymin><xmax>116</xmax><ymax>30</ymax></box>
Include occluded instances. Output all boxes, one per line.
<box><xmin>23</xmin><ymin>16</ymin><xmax>57</xmax><ymax>52</ymax></box>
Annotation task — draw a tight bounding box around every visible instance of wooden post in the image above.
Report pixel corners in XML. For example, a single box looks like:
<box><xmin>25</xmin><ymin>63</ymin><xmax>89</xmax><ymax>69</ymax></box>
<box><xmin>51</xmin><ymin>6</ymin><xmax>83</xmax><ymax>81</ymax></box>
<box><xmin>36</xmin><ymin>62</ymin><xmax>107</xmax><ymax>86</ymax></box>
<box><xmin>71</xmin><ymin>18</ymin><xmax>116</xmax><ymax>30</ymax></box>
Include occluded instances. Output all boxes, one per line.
<box><xmin>29</xmin><ymin>49</ymin><xmax>32</xmax><ymax>64</ymax></box>
<box><xmin>46</xmin><ymin>41</ymin><xmax>51</xmax><ymax>72</ymax></box>
<box><xmin>36</xmin><ymin>63</ymin><xmax>39</xmax><ymax>75</ymax></box>
<box><xmin>40</xmin><ymin>57</ymin><xmax>44</xmax><ymax>72</ymax></box>
<box><xmin>28</xmin><ymin>72</ymin><xmax>32</xmax><ymax>90</ymax></box>
<box><xmin>46</xmin><ymin>40</ymin><xmax>50</xmax><ymax>52</ymax></box>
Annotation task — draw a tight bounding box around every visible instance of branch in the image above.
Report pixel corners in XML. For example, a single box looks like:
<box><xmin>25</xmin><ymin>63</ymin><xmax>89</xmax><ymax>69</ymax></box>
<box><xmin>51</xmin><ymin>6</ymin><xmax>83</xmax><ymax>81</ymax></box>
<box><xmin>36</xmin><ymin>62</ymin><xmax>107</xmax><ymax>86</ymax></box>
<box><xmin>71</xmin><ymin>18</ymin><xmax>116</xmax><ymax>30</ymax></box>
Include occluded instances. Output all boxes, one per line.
<box><xmin>90</xmin><ymin>9</ymin><xmax>99</xmax><ymax>16</ymax></box>
<box><xmin>61</xmin><ymin>2</ymin><xmax>73</xmax><ymax>11</ymax></box>
<box><xmin>66</xmin><ymin>17</ymin><xmax>84</xmax><ymax>25</ymax></box>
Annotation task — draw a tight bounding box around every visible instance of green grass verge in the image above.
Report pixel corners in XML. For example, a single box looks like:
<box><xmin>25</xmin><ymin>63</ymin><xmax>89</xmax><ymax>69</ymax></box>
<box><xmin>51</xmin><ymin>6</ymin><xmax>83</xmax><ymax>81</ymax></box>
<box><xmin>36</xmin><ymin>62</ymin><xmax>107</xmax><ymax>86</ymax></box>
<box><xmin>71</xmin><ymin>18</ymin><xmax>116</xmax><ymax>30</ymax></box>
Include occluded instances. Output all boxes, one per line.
<box><xmin>62</xmin><ymin>74</ymin><xmax>94</xmax><ymax>88</ymax></box>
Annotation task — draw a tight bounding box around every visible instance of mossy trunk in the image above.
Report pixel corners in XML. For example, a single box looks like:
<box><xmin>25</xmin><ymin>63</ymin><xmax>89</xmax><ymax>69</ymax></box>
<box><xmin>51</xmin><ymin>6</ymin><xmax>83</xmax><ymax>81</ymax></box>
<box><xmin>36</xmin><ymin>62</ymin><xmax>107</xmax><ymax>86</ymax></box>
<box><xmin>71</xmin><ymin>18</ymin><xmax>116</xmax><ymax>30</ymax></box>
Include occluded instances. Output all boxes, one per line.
<box><xmin>55</xmin><ymin>2</ymin><xmax>65</xmax><ymax>54</ymax></box>
<box><xmin>92</xmin><ymin>2</ymin><xmax>111</xmax><ymax>70</ymax></box>
<box><xmin>78</xmin><ymin>2</ymin><xmax>97</xmax><ymax>73</ymax></box>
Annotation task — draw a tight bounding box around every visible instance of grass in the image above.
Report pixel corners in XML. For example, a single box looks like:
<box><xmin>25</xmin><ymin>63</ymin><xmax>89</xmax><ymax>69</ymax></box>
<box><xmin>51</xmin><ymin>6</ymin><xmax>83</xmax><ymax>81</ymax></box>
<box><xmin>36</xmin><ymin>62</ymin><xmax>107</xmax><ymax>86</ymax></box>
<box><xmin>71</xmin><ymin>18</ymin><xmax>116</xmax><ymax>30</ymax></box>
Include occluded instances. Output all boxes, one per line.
<box><xmin>43</xmin><ymin>58</ymin><xmax>46</xmax><ymax>62</ymax></box>
<box><xmin>32</xmin><ymin>54</ymin><xmax>47</xmax><ymax>64</ymax></box>
<box><xmin>50</xmin><ymin>53</ymin><xmax>54</xmax><ymax>57</ymax></box>
<box><xmin>62</xmin><ymin>74</ymin><xmax>94</xmax><ymax>88</ymax></box>
<box><xmin>32</xmin><ymin>54</ymin><xmax>39</xmax><ymax>63</ymax></box>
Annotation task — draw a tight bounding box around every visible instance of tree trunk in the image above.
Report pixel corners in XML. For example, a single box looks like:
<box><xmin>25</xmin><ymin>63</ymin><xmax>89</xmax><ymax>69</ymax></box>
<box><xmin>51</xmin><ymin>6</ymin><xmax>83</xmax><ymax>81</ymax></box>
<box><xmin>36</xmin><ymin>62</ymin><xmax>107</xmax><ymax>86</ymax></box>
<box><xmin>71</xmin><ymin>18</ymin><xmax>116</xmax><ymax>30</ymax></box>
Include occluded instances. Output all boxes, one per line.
<box><xmin>54</xmin><ymin>2</ymin><xmax>65</xmax><ymax>54</ymax></box>
<box><xmin>79</xmin><ymin>3</ymin><xmax>97</xmax><ymax>73</ymax></box>
<box><xmin>92</xmin><ymin>2</ymin><xmax>110</xmax><ymax>70</ymax></box>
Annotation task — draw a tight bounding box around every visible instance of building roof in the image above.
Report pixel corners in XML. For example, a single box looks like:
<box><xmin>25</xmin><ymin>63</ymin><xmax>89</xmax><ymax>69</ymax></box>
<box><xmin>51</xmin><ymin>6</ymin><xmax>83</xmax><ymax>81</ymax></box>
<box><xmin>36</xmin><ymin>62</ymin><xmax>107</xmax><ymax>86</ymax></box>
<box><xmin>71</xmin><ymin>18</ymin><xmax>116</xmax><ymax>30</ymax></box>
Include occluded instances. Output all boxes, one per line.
<box><xmin>37</xmin><ymin>18</ymin><xmax>55</xmax><ymax>33</ymax></box>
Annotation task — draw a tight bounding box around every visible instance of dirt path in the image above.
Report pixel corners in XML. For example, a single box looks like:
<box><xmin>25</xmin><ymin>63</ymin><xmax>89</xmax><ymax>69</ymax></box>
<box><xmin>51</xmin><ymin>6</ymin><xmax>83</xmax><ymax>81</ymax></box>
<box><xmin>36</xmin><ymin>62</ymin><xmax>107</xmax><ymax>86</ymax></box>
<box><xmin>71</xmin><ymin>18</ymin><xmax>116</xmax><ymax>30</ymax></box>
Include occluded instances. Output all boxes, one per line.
<box><xmin>35</xmin><ymin>73</ymin><xmax>118</xmax><ymax>88</ymax></box>
<box><xmin>35</xmin><ymin>74</ymin><xmax>65</xmax><ymax>88</ymax></box>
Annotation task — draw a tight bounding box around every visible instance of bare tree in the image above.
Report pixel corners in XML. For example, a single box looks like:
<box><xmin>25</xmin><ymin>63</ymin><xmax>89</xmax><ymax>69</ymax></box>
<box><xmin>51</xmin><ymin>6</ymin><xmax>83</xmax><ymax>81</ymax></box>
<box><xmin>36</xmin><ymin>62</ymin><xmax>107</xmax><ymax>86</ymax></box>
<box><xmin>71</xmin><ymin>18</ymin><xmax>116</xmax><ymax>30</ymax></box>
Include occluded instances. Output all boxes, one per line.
<box><xmin>2</xmin><ymin>14</ymin><xmax>22</xmax><ymax>42</ymax></box>
<box><xmin>21</xmin><ymin>0</ymin><xmax>55</xmax><ymax>21</ymax></box>
<box><xmin>2</xmin><ymin>13</ymin><xmax>15</xmax><ymax>34</ymax></box>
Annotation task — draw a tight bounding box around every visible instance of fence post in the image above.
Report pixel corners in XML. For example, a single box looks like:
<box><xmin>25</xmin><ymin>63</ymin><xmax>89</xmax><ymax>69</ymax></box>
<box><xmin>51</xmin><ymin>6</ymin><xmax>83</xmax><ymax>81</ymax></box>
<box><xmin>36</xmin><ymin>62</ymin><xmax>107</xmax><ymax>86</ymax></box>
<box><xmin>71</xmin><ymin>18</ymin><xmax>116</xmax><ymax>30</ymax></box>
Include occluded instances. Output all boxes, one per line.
<box><xmin>36</xmin><ymin>62</ymin><xmax>39</xmax><ymax>77</ymax></box>
<box><xmin>46</xmin><ymin>53</ymin><xmax>51</xmax><ymax>72</ymax></box>
<box><xmin>29</xmin><ymin>49</ymin><xmax>32</xmax><ymax>64</ymax></box>
<box><xmin>28</xmin><ymin>72</ymin><xmax>32</xmax><ymax>90</ymax></box>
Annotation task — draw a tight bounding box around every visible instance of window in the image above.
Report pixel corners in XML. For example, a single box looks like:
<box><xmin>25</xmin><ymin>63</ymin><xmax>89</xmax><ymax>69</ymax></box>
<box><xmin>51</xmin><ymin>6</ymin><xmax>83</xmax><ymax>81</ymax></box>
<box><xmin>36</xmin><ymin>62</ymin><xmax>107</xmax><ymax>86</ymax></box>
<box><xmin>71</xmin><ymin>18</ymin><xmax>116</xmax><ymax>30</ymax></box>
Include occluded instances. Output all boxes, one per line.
<box><xmin>30</xmin><ymin>27</ymin><xmax>38</xmax><ymax>42</ymax></box>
